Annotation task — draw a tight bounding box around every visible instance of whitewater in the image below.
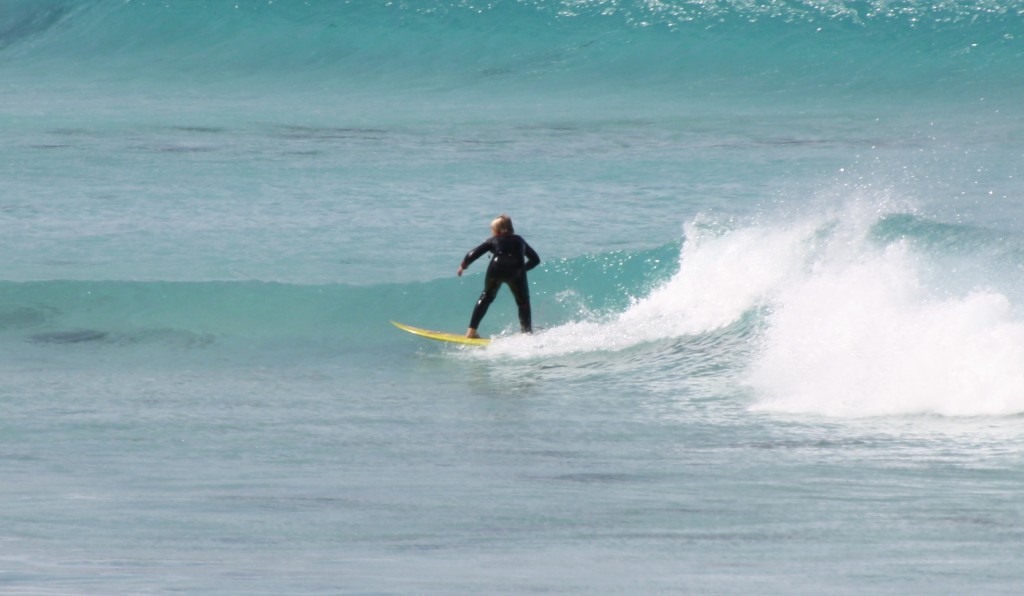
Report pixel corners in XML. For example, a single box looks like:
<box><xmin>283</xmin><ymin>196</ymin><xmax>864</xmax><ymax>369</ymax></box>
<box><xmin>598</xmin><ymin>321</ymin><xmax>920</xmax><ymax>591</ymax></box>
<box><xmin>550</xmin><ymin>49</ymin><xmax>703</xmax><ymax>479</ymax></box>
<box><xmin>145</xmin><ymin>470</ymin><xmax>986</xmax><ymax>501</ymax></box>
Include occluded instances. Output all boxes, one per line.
<box><xmin>3</xmin><ymin>1</ymin><xmax>1024</xmax><ymax>594</ymax></box>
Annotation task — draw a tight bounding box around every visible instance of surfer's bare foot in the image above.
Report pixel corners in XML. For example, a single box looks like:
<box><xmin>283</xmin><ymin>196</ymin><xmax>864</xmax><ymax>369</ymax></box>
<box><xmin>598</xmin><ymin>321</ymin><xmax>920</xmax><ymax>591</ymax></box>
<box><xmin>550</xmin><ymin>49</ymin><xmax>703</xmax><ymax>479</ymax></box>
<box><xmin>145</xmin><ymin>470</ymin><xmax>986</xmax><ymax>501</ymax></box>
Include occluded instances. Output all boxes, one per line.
<box><xmin>466</xmin><ymin>328</ymin><xmax>480</xmax><ymax>339</ymax></box>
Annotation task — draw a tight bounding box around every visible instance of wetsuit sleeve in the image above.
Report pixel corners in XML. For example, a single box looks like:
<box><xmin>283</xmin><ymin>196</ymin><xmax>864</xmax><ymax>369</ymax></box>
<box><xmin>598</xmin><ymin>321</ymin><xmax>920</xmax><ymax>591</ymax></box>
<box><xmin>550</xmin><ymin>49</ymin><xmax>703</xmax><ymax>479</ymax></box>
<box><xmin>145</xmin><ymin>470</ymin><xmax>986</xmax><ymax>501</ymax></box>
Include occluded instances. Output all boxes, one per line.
<box><xmin>524</xmin><ymin>241</ymin><xmax>540</xmax><ymax>271</ymax></box>
<box><xmin>461</xmin><ymin>239</ymin><xmax>493</xmax><ymax>269</ymax></box>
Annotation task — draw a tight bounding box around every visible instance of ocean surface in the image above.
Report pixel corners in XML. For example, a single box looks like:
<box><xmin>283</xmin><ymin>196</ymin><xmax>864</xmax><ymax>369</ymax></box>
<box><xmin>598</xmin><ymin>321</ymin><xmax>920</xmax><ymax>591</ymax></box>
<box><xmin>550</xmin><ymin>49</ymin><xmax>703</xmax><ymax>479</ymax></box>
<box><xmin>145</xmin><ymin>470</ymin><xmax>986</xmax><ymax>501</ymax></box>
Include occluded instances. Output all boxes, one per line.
<box><xmin>3</xmin><ymin>0</ymin><xmax>1024</xmax><ymax>593</ymax></box>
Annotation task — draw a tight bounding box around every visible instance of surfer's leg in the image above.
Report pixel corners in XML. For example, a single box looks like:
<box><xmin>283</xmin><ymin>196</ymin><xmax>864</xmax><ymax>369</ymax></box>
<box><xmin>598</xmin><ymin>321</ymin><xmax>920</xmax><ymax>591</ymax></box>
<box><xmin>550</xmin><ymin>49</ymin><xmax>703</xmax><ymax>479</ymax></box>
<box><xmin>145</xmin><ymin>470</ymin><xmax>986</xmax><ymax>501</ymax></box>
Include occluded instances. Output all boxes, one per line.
<box><xmin>509</xmin><ymin>274</ymin><xmax>532</xmax><ymax>334</ymax></box>
<box><xmin>468</xmin><ymin>277</ymin><xmax>501</xmax><ymax>335</ymax></box>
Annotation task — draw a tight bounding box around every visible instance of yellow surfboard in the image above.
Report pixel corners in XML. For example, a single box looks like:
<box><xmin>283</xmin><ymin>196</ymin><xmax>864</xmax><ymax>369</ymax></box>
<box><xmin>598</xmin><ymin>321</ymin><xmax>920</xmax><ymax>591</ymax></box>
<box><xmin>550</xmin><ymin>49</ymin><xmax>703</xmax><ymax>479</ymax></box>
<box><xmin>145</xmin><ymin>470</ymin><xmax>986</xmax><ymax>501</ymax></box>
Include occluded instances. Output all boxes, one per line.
<box><xmin>391</xmin><ymin>321</ymin><xmax>491</xmax><ymax>347</ymax></box>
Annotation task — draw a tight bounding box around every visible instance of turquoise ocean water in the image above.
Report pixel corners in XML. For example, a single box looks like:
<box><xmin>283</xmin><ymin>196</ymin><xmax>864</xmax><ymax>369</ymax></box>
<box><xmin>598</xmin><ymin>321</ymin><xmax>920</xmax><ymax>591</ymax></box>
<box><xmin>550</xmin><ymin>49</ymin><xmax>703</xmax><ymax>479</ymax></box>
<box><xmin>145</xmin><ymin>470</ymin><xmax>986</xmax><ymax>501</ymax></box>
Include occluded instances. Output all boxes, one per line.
<box><xmin>3</xmin><ymin>1</ymin><xmax>1024</xmax><ymax>593</ymax></box>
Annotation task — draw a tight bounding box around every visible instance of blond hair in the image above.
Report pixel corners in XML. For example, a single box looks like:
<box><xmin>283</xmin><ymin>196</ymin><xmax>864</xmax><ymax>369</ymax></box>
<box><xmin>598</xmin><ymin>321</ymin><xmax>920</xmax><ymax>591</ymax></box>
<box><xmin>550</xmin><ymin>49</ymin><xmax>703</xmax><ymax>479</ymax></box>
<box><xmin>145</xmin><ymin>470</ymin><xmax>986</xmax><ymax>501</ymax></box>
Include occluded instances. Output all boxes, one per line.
<box><xmin>490</xmin><ymin>214</ymin><xmax>514</xmax><ymax>234</ymax></box>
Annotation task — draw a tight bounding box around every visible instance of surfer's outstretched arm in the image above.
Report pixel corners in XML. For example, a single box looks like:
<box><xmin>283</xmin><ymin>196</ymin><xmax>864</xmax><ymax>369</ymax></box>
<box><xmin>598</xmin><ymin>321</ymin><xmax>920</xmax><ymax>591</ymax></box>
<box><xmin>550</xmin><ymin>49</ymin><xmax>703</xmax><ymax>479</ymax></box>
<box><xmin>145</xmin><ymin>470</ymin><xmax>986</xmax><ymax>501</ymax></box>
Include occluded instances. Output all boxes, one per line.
<box><xmin>458</xmin><ymin>240</ymin><xmax>492</xmax><ymax>277</ymax></box>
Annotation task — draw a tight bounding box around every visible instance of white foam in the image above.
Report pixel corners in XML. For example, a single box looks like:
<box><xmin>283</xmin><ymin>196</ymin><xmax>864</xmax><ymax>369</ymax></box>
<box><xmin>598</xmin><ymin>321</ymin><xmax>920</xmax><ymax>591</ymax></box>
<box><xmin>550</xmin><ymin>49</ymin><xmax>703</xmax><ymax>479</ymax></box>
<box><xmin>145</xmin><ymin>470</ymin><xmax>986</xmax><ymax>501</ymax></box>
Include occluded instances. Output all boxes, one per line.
<box><xmin>481</xmin><ymin>214</ymin><xmax>814</xmax><ymax>358</ymax></box>
<box><xmin>479</xmin><ymin>201</ymin><xmax>1024</xmax><ymax>418</ymax></box>
<box><xmin>621</xmin><ymin>218</ymin><xmax>813</xmax><ymax>335</ymax></box>
<box><xmin>748</xmin><ymin>240</ymin><xmax>1024</xmax><ymax>417</ymax></box>
<box><xmin>739</xmin><ymin>193</ymin><xmax>1024</xmax><ymax>418</ymax></box>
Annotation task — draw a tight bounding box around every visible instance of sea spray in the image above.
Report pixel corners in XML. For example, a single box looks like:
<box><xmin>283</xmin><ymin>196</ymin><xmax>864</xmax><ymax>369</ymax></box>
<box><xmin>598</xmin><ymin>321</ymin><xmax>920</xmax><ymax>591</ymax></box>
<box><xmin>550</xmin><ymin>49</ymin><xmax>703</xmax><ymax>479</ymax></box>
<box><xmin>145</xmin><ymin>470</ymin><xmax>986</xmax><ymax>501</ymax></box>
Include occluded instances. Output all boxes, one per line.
<box><xmin>749</xmin><ymin>241</ymin><xmax>1024</xmax><ymax>417</ymax></box>
<box><xmin>742</xmin><ymin>201</ymin><xmax>1024</xmax><ymax>417</ymax></box>
<box><xmin>476</xmin><ymin>200</ymin><xmax>1024</xmax><ymax>420</ymax></box>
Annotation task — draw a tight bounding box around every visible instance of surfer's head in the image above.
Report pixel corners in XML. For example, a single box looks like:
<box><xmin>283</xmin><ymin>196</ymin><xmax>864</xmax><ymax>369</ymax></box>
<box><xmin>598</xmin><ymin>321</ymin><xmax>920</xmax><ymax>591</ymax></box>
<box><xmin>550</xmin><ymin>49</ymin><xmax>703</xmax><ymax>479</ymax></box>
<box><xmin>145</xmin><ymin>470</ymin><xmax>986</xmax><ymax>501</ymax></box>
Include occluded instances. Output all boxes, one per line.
<box><xmin>491</xmin><ymin>214</ymin><xmax>514</xmax><ymax>235</ymax></box>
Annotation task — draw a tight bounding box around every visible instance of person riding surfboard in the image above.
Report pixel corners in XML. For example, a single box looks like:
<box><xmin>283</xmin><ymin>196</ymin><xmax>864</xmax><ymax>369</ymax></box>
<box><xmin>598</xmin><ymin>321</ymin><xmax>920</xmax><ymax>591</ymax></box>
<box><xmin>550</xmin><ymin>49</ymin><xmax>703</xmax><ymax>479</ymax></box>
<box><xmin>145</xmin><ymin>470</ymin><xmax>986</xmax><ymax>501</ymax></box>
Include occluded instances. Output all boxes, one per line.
<box><xmin>457</xmin><ymin>214</ymin><xmax>540</xmax><ymax>339</ymax></box>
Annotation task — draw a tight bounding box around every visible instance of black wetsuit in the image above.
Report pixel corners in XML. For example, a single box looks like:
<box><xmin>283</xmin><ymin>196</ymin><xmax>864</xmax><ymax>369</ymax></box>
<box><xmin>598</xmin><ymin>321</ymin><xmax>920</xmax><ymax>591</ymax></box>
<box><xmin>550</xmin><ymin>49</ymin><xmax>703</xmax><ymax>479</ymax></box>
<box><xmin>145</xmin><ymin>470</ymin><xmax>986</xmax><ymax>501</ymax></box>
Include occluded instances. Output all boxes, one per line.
<box><xmin>462</xmin><ymin>233</ymin><xmax>540</xmax><ymax>333</ymax></box>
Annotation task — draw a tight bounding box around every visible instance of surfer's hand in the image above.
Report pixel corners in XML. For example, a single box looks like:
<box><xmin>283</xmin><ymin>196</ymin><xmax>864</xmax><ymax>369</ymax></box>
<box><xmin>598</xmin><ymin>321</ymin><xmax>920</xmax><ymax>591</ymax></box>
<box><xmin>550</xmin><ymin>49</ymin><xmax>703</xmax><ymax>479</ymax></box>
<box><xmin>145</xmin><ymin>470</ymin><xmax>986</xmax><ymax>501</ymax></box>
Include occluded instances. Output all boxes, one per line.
<box><xmin>457</xmin><ymin>266</ymin><xmax>464</xmax><ymax>277</ymax></box>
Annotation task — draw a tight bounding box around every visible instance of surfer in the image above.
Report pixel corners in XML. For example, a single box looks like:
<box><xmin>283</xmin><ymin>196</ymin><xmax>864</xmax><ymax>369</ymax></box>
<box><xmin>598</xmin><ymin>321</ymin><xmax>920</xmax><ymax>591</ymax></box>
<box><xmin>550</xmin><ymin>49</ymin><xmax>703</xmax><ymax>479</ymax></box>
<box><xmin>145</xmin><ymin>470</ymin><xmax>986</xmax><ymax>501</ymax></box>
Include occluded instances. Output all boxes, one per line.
<box><xmin>457</xmin><ymin>214</ymin><xmax>540</xmax><ymax>338</ymax></box>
